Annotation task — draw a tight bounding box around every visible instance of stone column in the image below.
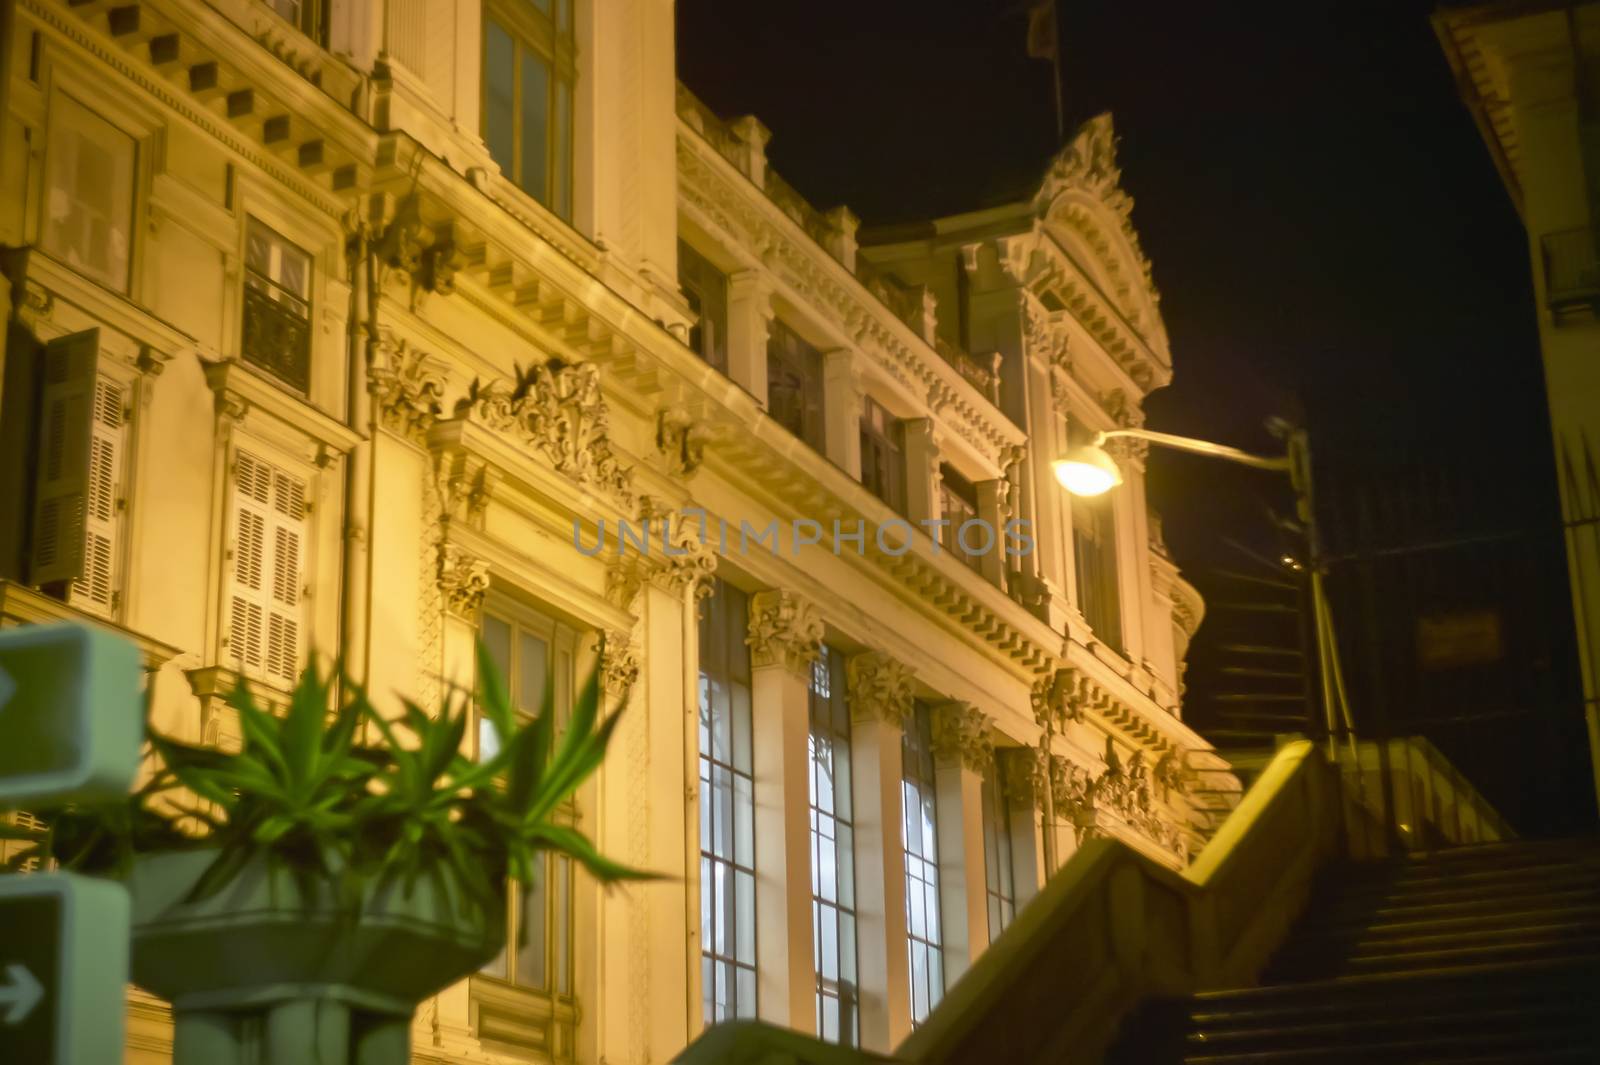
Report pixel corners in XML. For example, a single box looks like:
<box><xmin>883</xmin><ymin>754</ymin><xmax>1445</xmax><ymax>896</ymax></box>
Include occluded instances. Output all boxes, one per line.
<box><xmin>929</xmin><ymin>702</ymin><xmax>994</xmax><ymax>979</ymax></box>
<box><xmin>902</xmin><ymin>419</ymin><xmax>942</xmax><ymax>532</ymax></box>
<box><xmin>727</xmin><ymin>270</ymin><xmax>774</xmax><ymax>403</ymax></box>
<box><xmin>846</xmin><ymin>651</ymin><xmax>916</xmax><ymax>1053</ymax></box>
<box><xmin>822</xmin><ymin>349</ymin><xmax>864</xmax><ymax>478</ymax></box>
<box><xmin>997</xmin><ymin>748</ymin><xmax>1047</xmax><ymax>904</ymax></box>
<box><xmin>746</xmin><ymin>590</ymin><xmax>824</xmax><ymax>1033</ymax></box>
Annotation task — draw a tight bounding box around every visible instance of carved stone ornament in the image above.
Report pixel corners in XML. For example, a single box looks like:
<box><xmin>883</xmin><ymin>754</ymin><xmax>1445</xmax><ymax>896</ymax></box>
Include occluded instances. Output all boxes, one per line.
<box><xmin>434</xmin><ymin>451</ymin><xmax>495</xmax><ymax>529</ymax></box>
<box><xmin>1153</xmin><ymin>749</ymin><xmax>1189</xmax><ymax>803</ymax></box>
<box><xmin>930</xmin><ymin>702</ymin><xmax>995</xmax><ymax>772</ymax></box>
<box><xmin>746</xmin><ymin>590</ymin><xmax>824</xmax><ymax>674</ymax></box>
<box><xmin>1031</xmin><ymin>667</ymin><xmax>1086</xmax><ymax>727</ymax></box>
<box><xmin>656</xmin><ymin>407</ymin><xmax>709</xmax><ymax>477</ymax></box>
<box><xmin>1050</xmin><ymin>755</ymin><xmax>1100</xmax><ymax>843</ymax></box>
<box><xmin>846</xmin><ymin>651</ymin><xmax>915</xmax><ymax>729</ymax></box>
<box><xmin>456</xmin><ymin>360</ymin><xmax>634</xmax><ymax>506</ymax></box>
<box><xmin>437</xmin><ymin>541</ymin><xmax>490</xmax><ymax>619</ymax></box>
<box><xmin>998</xmin><ymin>747</ymin><xmax>1047</xmax><ymax>810</ymax></box>
<box><xmin>370</xmin><ymin>331</ymin><xmax>446</xmax><ymax>444</ymax></box>
<box><xmin>599</xmin><ymin>630</ymin><xmax>641</xmax><ymax>698</ymax></box>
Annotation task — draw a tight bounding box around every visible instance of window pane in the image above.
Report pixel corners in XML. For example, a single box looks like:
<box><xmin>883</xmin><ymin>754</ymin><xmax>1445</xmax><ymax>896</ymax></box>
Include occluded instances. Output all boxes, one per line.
<box><xmin>519</xmin><ymin>631</ymin><xmax>549</xmax><ymax>716</ymax></box>
<box><xmin>554</xmin><ymin>78</ymin><xmax>572</xmax><ymax>221</ymax></box>
<box><xmin>515</xmin><ymin>856</ymin><xmax>549</xmax><ymax>988</ymax></box>
<box><xmin>44</xmin><ymin>95</ymin><xmax>135</xmax><ymax>293</ymax></box>
<box><xmin>484</xmin><ymin>19</ymin><xmax>516</xmax><ymax>177</ymax></box>
<box><xmin>520</xmin><ymin>51</ymin><xmax>551</xmax><ymax>203</ymax></box>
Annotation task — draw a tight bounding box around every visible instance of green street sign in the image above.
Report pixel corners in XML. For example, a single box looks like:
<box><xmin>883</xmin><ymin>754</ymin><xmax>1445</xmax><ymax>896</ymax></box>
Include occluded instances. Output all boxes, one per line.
<box><xmin>0</xmin><ymin>873</ymin><xmax>130</xmax><ymax>1065</ymax></box>
<box><xmin>0</xmin><ymin>622</ymin><xmax>143</xmax><ymax>806</ymax></box>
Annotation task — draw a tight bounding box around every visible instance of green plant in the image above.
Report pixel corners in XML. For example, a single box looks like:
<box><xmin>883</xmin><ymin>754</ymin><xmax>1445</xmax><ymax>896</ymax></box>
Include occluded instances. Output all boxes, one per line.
<box><xmin>1</xmin><ymin>644</ymin><xmax>650</xmax><ymax>915</ymax></box>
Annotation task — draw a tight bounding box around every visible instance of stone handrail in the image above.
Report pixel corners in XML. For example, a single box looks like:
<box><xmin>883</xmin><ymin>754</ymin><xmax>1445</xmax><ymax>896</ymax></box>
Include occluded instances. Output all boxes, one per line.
<box><xmin>672</xmin><ymin>1020</ymin><xmax>903</xmax><ymax>1065</ymax></box>
<box><xmin>1330</xmin><ymin>735</ymin><xmax>1515</xmax><ymax>857</ymax></box>
<box><xmin>898</xmin><ymin>739</ymin><xmax>1341</xmax><ymax>1064</ymax></box>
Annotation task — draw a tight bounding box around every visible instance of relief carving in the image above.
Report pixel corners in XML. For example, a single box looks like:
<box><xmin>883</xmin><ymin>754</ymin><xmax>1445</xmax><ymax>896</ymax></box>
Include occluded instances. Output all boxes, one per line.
<box><xmin>845</xmin><ymin>651</ymin><xmax>915</xmax><ymax>729</ymax></box>
<box><xmin>437</xmin><ymin>541</ymin><xmax>490</xmax><ymax>619</ymax></box>
<box><xmin>930</xmin><ymin>702</ymin><xmax>995</xmax><ymax>772</ymax></box>
<box><xmin>746</xmin><ymin>590</ymin><xmax>824</xmax><ymax>674</ymax></box>
<box><xmin>370</xmin><ymin>331</ymin><xmax>446</xmax><ymax>444</ymax></box>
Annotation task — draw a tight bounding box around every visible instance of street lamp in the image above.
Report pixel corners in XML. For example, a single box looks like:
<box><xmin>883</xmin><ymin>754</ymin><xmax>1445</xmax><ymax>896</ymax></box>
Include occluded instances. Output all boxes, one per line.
<box><xmin>1052</xmin><ymin>423</ymin><xmax>1353</xmax><ymax>745</ymax></box>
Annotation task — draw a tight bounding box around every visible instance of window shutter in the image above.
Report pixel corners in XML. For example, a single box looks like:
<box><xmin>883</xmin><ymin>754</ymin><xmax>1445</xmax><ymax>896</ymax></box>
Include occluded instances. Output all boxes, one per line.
<box><xmin>69</xmin><ymin>376</ymin><xmax>126</xmax><ymax>615</ymax></box>
<box><xmin>228</xmin><ymin>452</ymin><xmax>273</xmax><ymax>676</ymax></box>
<box><xmin>30</xmin><ymin>330</ymin><xmax>100</xmax><ymax>586</ymax></box>
<box><xmin>264</xmin><ymin>468</ymin><xmax>306</xmax><ymax>686</ymax></box>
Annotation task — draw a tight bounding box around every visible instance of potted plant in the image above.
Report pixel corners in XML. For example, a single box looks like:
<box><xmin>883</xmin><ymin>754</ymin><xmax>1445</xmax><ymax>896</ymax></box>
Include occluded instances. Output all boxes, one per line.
<box><xmin>3</xmin><ymin>644</ymin><xmax>646</xmax><ymax>1065</ymax></box>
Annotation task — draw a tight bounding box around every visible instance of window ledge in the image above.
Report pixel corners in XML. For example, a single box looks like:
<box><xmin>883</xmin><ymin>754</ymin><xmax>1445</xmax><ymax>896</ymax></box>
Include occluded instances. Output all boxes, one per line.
<box><xmin>202</xmin><ymin>357</ymin><xmax>361</xmax><ymax>455</ymax></box>
<box><xmin>0</xmin><ymin>579</ymin><xmax>181</xmax><ymax>672</ymax></box>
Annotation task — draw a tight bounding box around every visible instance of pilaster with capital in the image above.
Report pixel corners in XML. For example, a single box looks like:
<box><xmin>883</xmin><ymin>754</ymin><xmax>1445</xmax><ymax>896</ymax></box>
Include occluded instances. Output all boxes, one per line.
<box><xmin>727</xmin><ymin>269</ymin><xmax>774</xmax><ymax>402</ymax></box>
<box><xmin>930</xmin><ymin>701</ymin><xmax>995</xmax><ymax>977</ymax></box>
<box><xmin>746</xmin><ymin>589</ymin><xmax>824</xmax><ymax>675</ymax></box>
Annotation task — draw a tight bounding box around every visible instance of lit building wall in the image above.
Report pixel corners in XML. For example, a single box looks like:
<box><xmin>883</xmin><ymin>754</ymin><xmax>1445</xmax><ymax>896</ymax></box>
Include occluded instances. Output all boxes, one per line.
<box><xmin>0</xmin><ymin>2</ymin><xmax>1230</xmax><ymax>1062</ymax></box>
<box><xmin>1437</xmin><ymin>2</ymin><xmax>1600</xmax><ymax>813</ymax></box>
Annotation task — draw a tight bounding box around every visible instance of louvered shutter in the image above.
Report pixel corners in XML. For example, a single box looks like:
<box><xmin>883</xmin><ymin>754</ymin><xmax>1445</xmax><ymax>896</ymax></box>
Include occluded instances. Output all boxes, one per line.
<box><xmin>69</xmin><ymin>376</ymin><xmax>126</xmax><ymax>615</ymax></box>
<box><xmin>264</xmin><ymin>468</ymin><xmax>306</xmax><ymax>686</ymax></box>
<box><xmin>228</xmin><ymin>452</ymin><xmax>274</xmax><ymax>676</ymax></box>
<box><xmin>30</xmin><ymin>329</ymin><xmax>100</xmax><ymax>586</ymax></box>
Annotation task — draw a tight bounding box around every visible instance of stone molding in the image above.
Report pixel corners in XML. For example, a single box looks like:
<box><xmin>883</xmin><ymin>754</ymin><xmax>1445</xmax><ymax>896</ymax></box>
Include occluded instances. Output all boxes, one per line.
<box><xmin>930</xmin><ymin>701</ymin><xmax>995</xmax><ymax>772</ymax></box>
<box><xmin>437</xmin><ymin>541</ymin><xmax>490</xmax><ymax>620</ymax></box>
<box><xmin>656</xmin><ymin>406</ymin><xmax>709</xmax><ymax>477</ymax></box>
<box><xmin>455</xmin><ymin>359</ymin><xmax>634</xmax><ymax>506</ymax></box>
<box><xmin>370</xmin><ymin>330</ymin><xmax>447</xmax><ymax>444</ymax></box>
<box><xmin>599</xmin><ymin>629</ymin><xmax>641</xmax><ymax>698</ymax></box>
<box><xmin>845</xmin><ymin>650</ymin><xmax>914</xmax><ymax>728</ymax></box>
<box><xmin>745</xmin><ymin>590</ymin><xmax>824</xmax><ymax>674</ymax></box>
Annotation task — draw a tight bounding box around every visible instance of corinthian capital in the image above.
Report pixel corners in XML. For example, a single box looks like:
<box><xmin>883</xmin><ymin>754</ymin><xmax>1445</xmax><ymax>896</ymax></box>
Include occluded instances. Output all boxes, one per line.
<box><xmin>930</xmin><ymin>701</ymin><xmax>995</xmax><ymax>772</ymax></box>
<box><xmin>846</xmin><ymin>651</ymin><xmax>914</xmax><ymax>728</ymax></box>
<box><xmin>746</xmin><ymin>590</ymin><xmax>823</xmax><ymax>674</ymax></box>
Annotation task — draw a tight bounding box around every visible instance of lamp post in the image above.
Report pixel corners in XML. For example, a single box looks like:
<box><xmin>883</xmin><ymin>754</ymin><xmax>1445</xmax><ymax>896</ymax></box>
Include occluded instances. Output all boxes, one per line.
<box><xmin>1051</xmin><ymin>423</ymin><xmax>1349</xmax><ymax>743</ymax></box>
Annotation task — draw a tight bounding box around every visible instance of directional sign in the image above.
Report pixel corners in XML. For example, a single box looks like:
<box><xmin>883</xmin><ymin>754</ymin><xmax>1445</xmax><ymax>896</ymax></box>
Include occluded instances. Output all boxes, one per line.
<box><xmin>0</xmin><ymin>622</ymin><xmax>143</xmax><ymax>806</ymax></box>
<box><xmin>0</xmin><ymin>873</ymin><xmax>129</xmax><ymax>1065</ymax></box>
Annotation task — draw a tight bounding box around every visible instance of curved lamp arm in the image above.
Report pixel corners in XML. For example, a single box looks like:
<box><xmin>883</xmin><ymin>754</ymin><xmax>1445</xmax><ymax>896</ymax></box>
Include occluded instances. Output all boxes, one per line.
<box><xmin>1093</xmin><ymin>427</ymin><xmax>1292</xmax><ymax>473</ymax></box>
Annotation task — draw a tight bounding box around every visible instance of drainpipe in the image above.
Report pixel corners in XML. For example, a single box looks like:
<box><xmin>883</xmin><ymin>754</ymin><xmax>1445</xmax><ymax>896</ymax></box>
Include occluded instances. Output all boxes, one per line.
<box><xmin>341</xmin><ymin>215</ymin><xmax>375</xmax><ymax>695</ymax></box>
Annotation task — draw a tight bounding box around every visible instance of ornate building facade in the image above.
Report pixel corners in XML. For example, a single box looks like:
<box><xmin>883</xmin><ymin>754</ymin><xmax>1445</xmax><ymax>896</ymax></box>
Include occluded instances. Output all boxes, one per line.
<box><xmin>0</xmin><ymin>1</ymin><xmax>1229</xmax><ymax>1061</ymax></box>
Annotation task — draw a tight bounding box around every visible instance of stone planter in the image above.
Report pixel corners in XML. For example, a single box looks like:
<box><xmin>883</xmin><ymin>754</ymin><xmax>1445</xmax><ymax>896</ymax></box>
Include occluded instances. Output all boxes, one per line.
<box><xmin>128</xmin><ymin>849</ymin><xmax>505</xmax><ymax>1065</ymax></box>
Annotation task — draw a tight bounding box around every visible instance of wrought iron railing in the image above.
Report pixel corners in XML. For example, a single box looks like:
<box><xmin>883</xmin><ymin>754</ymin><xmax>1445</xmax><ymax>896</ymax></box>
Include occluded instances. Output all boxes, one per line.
<box><xmin>241</xmin><ymin>284</ymin><xmax>312</xmax><ymax>393</ymax></box>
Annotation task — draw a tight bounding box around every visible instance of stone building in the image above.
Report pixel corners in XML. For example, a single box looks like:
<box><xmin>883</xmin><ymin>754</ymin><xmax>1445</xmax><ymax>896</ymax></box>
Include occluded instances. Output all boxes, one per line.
<box><xmin>1435</xmin><ymin>0</ymin><xmax>1600</xmax><ymax>814</ymax></box>
<box><xmin>0</xmin><ymin>1</ymin><xmax>1228</xmax><ymax>1061</ymax></box>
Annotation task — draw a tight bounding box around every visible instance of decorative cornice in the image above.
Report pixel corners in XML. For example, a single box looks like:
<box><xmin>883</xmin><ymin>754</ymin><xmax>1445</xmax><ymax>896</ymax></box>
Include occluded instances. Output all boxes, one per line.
<box><xmin>456</xmin><ymin>359</ymin><xmax>634</xmax><ymax>507</ymax></box>
<box><xmin>746</xmin><ymin>590</ymin><xmax>824</xmax><ymax>674</ymax></box>
<box><xmin>930</xmin><ymin>701</ymin><xmax>995</xmax><ymax>772</ymax></box>
<box><xmin>370</xmin><ymin>330</ymin><xmax>446</xmax><ymax>444</ymax></box>
<box><xmin>437</xmin><ymin>541</ymin><xmax>490</xmax><ymax>619</ymax></box>
<box><xmin>846</xmin><ymin>651</ymin><xmax>914</xmax><ymax>728</ymax></box>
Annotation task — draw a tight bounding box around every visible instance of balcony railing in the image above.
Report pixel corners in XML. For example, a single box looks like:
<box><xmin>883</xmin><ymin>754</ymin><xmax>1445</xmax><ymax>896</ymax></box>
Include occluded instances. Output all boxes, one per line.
<box><xmin>1541</xmin><ymin>225</ymin><xmax>1600</xmax><ymax>316</ymax></box>
<box><xmin>241</xmin><ymin>284</ymin><xmax>311</xmax><ymax>393</ymax></box>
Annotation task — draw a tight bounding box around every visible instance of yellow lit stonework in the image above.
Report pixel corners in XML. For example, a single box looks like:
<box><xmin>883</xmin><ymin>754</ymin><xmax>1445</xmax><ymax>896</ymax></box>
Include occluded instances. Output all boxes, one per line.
<box><xmin>0</xmin><ymin>2</ymin><xmax>1233</xmax><ymax>1062</ymax></box>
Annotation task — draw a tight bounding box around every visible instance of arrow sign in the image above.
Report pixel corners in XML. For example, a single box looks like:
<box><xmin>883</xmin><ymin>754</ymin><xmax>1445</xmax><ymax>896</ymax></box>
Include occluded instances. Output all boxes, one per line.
<box><xmin>0</xmin><ymin>622</ymin><xmax>142</xmax><ymax>806</ymax></box>
<box><xmin>0</xmin><ymin>962</ymin><xmax>42</xmax><ymax>1024</ymax></box>
<box><xmin>0</xmin><ymin>873</ymin><xmax>128</xmax><ymax>1065</ymax></box>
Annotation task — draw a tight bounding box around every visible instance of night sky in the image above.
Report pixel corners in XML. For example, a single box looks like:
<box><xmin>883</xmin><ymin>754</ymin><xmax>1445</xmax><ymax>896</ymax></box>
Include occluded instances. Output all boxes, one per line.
<box><xmin>677</xmin><ymin>1</ymin><xmax>1594</xmax><ymax>833</ymax></box>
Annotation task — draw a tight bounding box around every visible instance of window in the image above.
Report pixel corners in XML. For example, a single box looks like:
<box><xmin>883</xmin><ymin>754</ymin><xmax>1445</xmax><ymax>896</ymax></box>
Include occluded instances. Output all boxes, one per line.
<box><xmin>29</xmin><ymin>330</ymin><xmax>126</xmax><ymax>619</ymax></box>
<box><xmin>242</xmin><ymin>219</ymin><xmax>313</xmax><ymax>394</ymax></box>
<box><xmin>938</xmin><ymin>464</ymin><xmax>983</xmax><ymax>575</ymax></box>
<box><xmin>767</xmin><ymin>318</ymin><xmax>825</xmax><ymax>452</ymax></box>
<box><xmin>981</xmin><ymin>764</ymin><xmax>1016</xmax><ymax>944</ymax></box>
<box><xmin>809</xmin><ymin>645</ymin><xmax>858</xmax><ymax>1045</ymax></box>
<box><xmin>902</xmin><ymin>701</ymin><xmax>944</xmax><ymax>1027</ymax></box>
<box><xmin>860</xmin><ymin>397</ymin><xmax>905</xmax><ymax>513</ymax></box>
<box><xmin>267</xmin><ymin>0</ymin><xmax>326</xmax><ymax>43</ymax></box>
<box><xmin>478</xmin><ymin>607</ymin><xmax>579</xmax><ymax>1060</ymax></box>
<box><xmin>483</xmin><ymin>0</ymin><xmax>575</xmax><ymax>220</ymax></box>
<box><xmin>42</xmin><ymin>94</ymin><xmax>135</xmax><ymax>292</ymax></box>
<box><xmin>226</xmin><ymin>450</ymin><xmax>308</xmax><ymax>687</ymax></box>
<box><xmin>679</xmin><ymin>240</ymin><xmax>729</xmax><ymax>374</ymax></box>
<box><xmin>699</xmin><ymin>578</ymin><xmax>756</xmax><ymax>1023</ymax></box>
<box><xmin>1073</xmin><ymin>494</ymin><xmax>1122</xmax><ymax>654</ymax></box>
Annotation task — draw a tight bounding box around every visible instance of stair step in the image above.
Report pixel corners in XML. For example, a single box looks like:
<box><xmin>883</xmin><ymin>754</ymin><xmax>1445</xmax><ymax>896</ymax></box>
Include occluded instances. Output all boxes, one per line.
<box><xmin>1197</xmin><ymin>955</ymin><xmax>1600</xmax><ymax>1005</ymax></box>
<box><xmin>1317</xmin><ymin>869</ymin><xmax>1600</xmax><ymax>908</ymax></box>
<box><xmin>1317</xmin><ymin>884</ymin><xmax>1600</xmax><ymax>924</ymax></box>
<box><xmin>1186</xmin><ymin>1001</ymin><xmax>1595</xmax><ymax>1052</ymax></box>
<box><xmin>1268</xmin><ymin>935</ymin><xmax>1600</xmax><ymax>979</ymax></box>
<box><xmin>1182</xmin><ymin>1023</ymin><xmax>1599</xmax><ymax>1064</ymax></box>
<box><xmin>1189</xmin><ymin>974</ymin><xmax>1590</xmax><ymax>1027</ymax></box>
<box><xmin>1299</xmin><ymin>902</ymin><xmax>1600</xmax><ymax>942</ymax></box>
<box><xmin>1289</xmin><ymin>914</ymin><xmax>1600</xmax><ymax>954</ymax></box>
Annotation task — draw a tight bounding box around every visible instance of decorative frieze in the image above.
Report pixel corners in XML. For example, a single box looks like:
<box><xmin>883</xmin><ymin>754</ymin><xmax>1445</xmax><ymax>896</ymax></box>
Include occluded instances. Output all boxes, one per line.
<box><xmin>456</xmin><ymin>359</ymin><xmax>635</xmax><ymax>506</ymax></box>
<box><xmin>370</xmin><ymin>331</ymin><xmax>446</xmax><ymax>444</ymax></box>
<box><xmin>437</xmin><ymin>541</ymin><xmax>490</xmax><ymax>619</ymax></box>
<box><xmin>846</xmin><ymin>650</ymin><xmax>915</xmax><ymax>729</ymax></box>
<box><xmin>930</xmin><ymin>701</ymin><xmax>995</xmax><ymax>772</ymax></box>
<box><xmin>746</xmin><ymin>590</ymin><xmax>824</xmax><ymax>674</ymax></box>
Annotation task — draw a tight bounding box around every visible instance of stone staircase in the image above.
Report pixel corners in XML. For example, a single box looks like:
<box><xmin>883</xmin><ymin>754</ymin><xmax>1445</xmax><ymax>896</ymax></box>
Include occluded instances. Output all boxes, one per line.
<box><xmin>1108</xmin><ymin>837</ymin><xmax>1600</xmax><ymax>1063</ymax></box>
